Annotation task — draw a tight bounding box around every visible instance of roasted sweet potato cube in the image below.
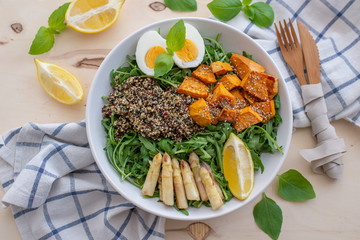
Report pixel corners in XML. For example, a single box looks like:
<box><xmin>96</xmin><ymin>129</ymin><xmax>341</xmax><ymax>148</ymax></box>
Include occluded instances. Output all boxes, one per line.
<box><xmin>210</xmin><ymin>61</ymin><xmax>233</xmax><ymax>76</ymax></box>
<box><xmin>243</xmin><ymin>90</ymin><xmax>260</xmax><ymax>105</ymax></box>
<box><xmin>230</xmin><ymin>88</ymin><xmax>248</xmax><ymax>109</ymax></box>
<box><xmin>234</xmin><ymin>106</ymin><xmax>263</xmax><ymax>132</ymax></box>
<box><xmin>252</xmin><ymin>100</ymin><xmax>276</xmax><ymax>123</ymax></box>
<box><xmin>192</xmin><ymin>64</ymin><xmax>217</xmax><ymax>85</ymax></box>
<box><xmin>216</xmin><ymin>74</ymin><xmax>242</xmax><ymax>92</ymax></box>
<box><xmin>189</xmin><ymin>98</ymin><xmax>211</xmax><ymax>127</ymax></box>
<box><xmin>206</xmin><ymin>93</ymin><xmax>213</xmax><ymax>102</ymax></box>
<box><xmin>209</xmin><ymin>83</ymin><xmax>236</xmax><ymax>108</ymax></box>
<box><xmin>177</xmin><ymin>76</ymin><xmax>209</xmax><ymax>98</ymax></box>
<box><xmin>210</xmin><ymin>83</ymin><xmax>220</xmax><ymax>93</ymax></box>
<box><xmin>218</xmin><ymin>108</ymin><xmax>238</xmax><ymax>123</ymax></box>
<box><xmin>241</xmin><ymin>71</ymin><xmax>269</xmax><ymax>101</ymax></box>
<box><xmin>230</xmin><ymin>54</ymin><xmax>265</xmax><ymax>79</ymax></box>
<box><xmin>266</xmin><ymin>74</ymin><xmax>279</xmax><ymax>100</ymax></box>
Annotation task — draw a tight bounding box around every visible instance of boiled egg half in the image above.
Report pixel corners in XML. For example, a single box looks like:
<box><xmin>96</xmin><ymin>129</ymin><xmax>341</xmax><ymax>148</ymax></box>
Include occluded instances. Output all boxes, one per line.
<box><xmin>173</xmin><ymin>23</ymin><xmax>205</xmax><ymax>69</ymax></box>
<box><xmin>135</xmin><ymin>31</ymin><xmax>167</xmax><ymax>76</ymax></box>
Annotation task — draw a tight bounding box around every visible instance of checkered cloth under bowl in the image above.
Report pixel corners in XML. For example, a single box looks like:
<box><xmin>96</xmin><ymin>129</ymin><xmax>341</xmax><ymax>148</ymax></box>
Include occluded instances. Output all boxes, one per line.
<box><xmin>0</xmin><ymin>122</ymin><xmax>165</xmax><ymax>240</ymax></box>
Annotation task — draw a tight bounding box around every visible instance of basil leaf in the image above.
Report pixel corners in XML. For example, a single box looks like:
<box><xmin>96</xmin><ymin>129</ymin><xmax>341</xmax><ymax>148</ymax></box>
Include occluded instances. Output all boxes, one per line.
<box><xmin>243</xmin><ymin>0</ymin><xmax>252</xmax><ymax>6</ymax></box>
<box><xmin>207</xmin><ymin>0</ymin><xmax>242</xmax><ymax>22</ymax></box>
<box><xmin>246</xmin><ymin>2</ymin><xmax>274</xmax><ymax>28</ymax></box>
<box><xmin>253</xmin><ymin>193</ymin><xmax>283</xmax><ymax>240</ymax></box>
<box><xmin>154</xmin><ymin>53</ymin><xmax>174</xmax><ymax>77</ymax></box>
<box><xmin>29</xmin><ymin>26</ymin><xmax>55</xmax><ymax>55</ymax></box>
<box><xmin>48</xmin><ymin>2</ymin><xmax>70</xmax><ymax>32</ymax></box>
<box><xmin>166</xmin><ymin>19</ymin><xmax>186</xmax><ymax>52</ymax></box>
<box><xmin>164</xmin><ymin>0</ymin><xmax>197</xmax><ymax>12</ymax></box>
<box><xmin>278</xmin><ymin>169</ymin><xmax>316</xmax><ymax>201</ymax></box>
<box><xmin>243</xmin><ymin>6</ymin><xmax>255</xmax><ymax>20</ymax></box>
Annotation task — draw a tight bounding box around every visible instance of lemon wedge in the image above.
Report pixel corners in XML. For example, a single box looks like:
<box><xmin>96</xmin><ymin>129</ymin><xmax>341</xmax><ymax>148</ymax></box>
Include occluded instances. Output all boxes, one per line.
<box><xmin>223</xmin><ymin>133</ymin><xmax>254</xmax><ymax>200</ymax></box>
<box><xmin>34</xmin><ymin>58</ymin><xmax>84</xmax><ymax>105</ymax></box>
<box><xmin>65</xmin><ymin>0</ymin><xmax>125</xmax><ymax>33</ymax></box>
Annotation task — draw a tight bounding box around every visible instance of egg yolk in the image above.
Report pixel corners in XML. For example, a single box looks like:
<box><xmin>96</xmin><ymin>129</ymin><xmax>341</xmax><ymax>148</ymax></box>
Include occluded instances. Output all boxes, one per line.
<box><xmin>145</xmin><ymin>46</ymin><xmax>167</xmax><ymax>69</ymax></box>
<box><xmin>175</xmin><ymin>39</ymin><xmax>198</xmax><ymax>62</ymax></box>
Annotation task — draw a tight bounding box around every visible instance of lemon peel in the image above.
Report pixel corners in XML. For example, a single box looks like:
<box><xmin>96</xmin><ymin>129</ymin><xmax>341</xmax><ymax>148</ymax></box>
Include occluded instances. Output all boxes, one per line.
<box><xmin>34</xmin><ymin>58</ymin><xmax>84</xmax><ymax>105</ymax></box>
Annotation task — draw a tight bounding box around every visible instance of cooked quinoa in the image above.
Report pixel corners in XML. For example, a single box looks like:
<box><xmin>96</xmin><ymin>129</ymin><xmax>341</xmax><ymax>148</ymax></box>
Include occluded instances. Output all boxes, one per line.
<box><xmin>102</xmin><ymin>76</ymin><xmax>203</xmax><ymax>142</ymax></box>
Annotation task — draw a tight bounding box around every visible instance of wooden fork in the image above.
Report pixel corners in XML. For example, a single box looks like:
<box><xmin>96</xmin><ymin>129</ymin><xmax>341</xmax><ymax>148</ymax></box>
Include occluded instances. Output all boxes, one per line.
<box><xmin>275</xmin><ymin>19</ymin><xmax>308</xmax><ymax>85</ymax></box>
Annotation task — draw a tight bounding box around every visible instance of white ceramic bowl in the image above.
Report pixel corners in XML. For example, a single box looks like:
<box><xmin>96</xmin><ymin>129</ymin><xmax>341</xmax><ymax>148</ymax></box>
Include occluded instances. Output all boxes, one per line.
<box><xmin>86</xmin><ymin>17</ymin><xmax>293</xmax><ymax>221</ymax></box>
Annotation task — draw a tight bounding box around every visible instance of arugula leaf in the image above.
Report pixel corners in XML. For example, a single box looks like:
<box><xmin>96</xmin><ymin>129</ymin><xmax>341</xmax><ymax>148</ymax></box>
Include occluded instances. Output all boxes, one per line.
<box><xmin>253</xmin><ymin>193</ymin><xmax>283</xmax><ymax>240</ymax></box>
<box><xmin>138</xmin><ymin>135</ymin><xmax>158</xmax><ymax>154</ymax></box>
<box><xmin>48</xmin><ymin>2</ymin><xmax>71</xmax><ymax>32</ymax></box>
<box><xmin>29</xmin><ymin>26</ymin><xmax>55</xmax><ymax>55</ymax></box>
<box><xmin>203</xmin><ymin>35</ymin><xmax>230</xmax><ymax>64</ymax></box>
<box><xmin>250</xmin><ymin>149</ymin><xmax>264</xmax><ymax>172</ymax></box>
<box><xmin>154</xmin><ymin>53</ymin><xmax>174</xmax><ymax>77</ymax></box>
<box><xmin>242</xmin><ymin>51</ymin><xmax>254</xmax><ymax>61</ymax></box>
<box><xmin>278</xmin><ymin>169</ymin><xmax>316</xmax><ymax>201</ymax></box>
<box><xmin>166</xmin><ymin>19</ymin><xmax>186</xmax><ymax>52</ymax></box>
<box><xmin>207</xmin><ymin>0</ymin><xmax>243</xmax><ymax>22</ymax></box>
<box><xmin>158</xmin><ymin>138</ymin><xmax>174</xmax><ymax>154</ymax></box>
<box><xmin>164</xmin><ymin>0</ymin><xmax>197</xmax><ymax>12</ymax></box>
<box><xmin>244</xmin><ymin>2</ymin><xmax>274</xmax><ymax>28</ymax></box>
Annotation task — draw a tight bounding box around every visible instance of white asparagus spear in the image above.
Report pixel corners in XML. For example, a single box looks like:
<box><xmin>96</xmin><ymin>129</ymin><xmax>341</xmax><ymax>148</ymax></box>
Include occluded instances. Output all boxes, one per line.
<box><xmin>158</xmin><ymin>170</ymin><xmax>162</xmax><ymax>201</ymax></box>
<box><xmin>202</xmin><ymin>162</ymin><xmax>224</xmax><ymax>200</ymax></box>
<box><xmin>161</xmin><ymin>153</ymin><xmax>174</xmax><ymax>206</ymax></box>
<box><xmin>172</xmin><ymin>158</ymin><xmax>188</xmax><ymax>209</ymax></box>
<box><xmin>200</xmin><ymin>166</ymin><xmax>223</xmax><ymax>210</ymax></box>
<box><xmin>181</xmin><ymin>160</ymin><xmax>200</xmax><ymax>201</ymax></box>
<box><xmin>189</xmin><ymin>152</ymin><xmax>208</xmax><ymax>201</ymax></box>
<box><xmin>141</xmin><ymin>152</ymin><xmax>162</xmax><ymax>196</ymax></box>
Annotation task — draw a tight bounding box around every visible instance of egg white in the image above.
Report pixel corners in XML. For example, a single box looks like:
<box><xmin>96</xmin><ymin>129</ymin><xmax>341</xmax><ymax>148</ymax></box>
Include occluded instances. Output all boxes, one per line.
<box><xmin>173</xmin><ymin>23</ymin><xmax>205</xmax><ymax>69</ymax></box>
<box><xmin>135</xmin><ymin>31</ymin><xmax>167</xmax><ymax>76</ymax></box>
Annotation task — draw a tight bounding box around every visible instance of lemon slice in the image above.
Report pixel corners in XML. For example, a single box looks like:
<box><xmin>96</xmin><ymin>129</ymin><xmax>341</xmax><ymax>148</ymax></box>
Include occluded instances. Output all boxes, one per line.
<box><xmin>34</xmin><ymin>58</ymin><xmax>84</xmax><ymax>105</ymax></box>
<box><xmin>223</xmin><ymin>133</ymin><xmax>254</xmax><ymax>200</ymax></box>
<box><xmin>65</xmin><ymin>0</ymin><xmax>125</xmax><ymax>33</ymax></box>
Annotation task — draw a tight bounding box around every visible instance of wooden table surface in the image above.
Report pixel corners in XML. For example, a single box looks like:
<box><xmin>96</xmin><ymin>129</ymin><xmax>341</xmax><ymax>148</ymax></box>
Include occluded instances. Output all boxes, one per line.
<box><xmin>1</xmin><ymin>0</ymin><xmax>359</xmax><ymax>239</ymax></box>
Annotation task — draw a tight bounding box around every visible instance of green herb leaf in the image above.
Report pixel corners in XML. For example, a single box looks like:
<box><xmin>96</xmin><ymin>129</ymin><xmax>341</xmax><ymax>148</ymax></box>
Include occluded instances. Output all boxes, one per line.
<box><xmin>166</xmin><ymin>19</ymin><xmax>186</xmax><ymax>52</ymax></box>
<box><xmin>245</xmin><ymin>2</ymin><xmax>274</xmax><ymax>28</ymax></box>
<box><xmin>253</xmin><ymin>193</ymin><xmax>283</xmax><ymax>240</ymax></box>
<box><xmin>158</xmin><ymin>138</ymin><xmax>174</xmax><ymax>154</ymax></box>
<box><xmin>243</xmin><ymin>6</ymin><xmax>255</xmax><ymax>20</ymax></box>
<box><xmin>207</xmin><ymin>0</ymin><xmax>242</xmax><ymax>22</ymax></box>
<box><xmin>154</xmin><ymin>52</ymin><xmax>174</xmax><ymax>77</ymax></box>
<box><xmin>242</xmin><ymin>51</ymin><xmax>254</xmax><ymax>61</ymax></box>
<box><xmin>164</xmin><ymin>0</ymin><xmax>197</xmax><ymax>12</ymax></box>
<box><xmin>278</xmin><ymin>169</ymin><xmax>316</xmax><ymax>201</ymax></box>
<box><xmin>243</xmin><ymin>0</ymin><xmax>252</xmax><ymax>6</ymax></box>
<box><xmin>29</xmin><ymin>2</ymin><xmax>70</xmax><ymax>55</ymax></box>
<box><xmin>48</xmin><ymin>2</ymin><xmax>70</xmax><ymax>32</ymax></box>
<box><xmin>138</xmin><ymin>135</ymin><xmax>158</xmax><ymax>153</ymax></box>
<box><xmin>29</xmin><ymin>26</ymin><xmax>55</xmax><ymax>55</ymax></box>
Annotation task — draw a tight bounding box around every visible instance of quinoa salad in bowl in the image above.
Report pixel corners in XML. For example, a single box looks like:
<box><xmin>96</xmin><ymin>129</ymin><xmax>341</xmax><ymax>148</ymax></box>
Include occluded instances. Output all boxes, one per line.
<box><xmin>86</xmin><ymin>17</ymin><xmax>292</xmax><ymax>220</ymax></box>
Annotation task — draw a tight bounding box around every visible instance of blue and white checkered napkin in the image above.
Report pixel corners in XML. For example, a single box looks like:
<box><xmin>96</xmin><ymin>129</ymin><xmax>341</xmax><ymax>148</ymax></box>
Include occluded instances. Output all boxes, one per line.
<box><xmin>226</xmin><ymin>0</ymin><xmax>360</xmax><ymax>128</ymax></box>
<box><xmin>0</xmin><ymin>122</ymin><xmax>165</xmax><ymax>240</ymax></box>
